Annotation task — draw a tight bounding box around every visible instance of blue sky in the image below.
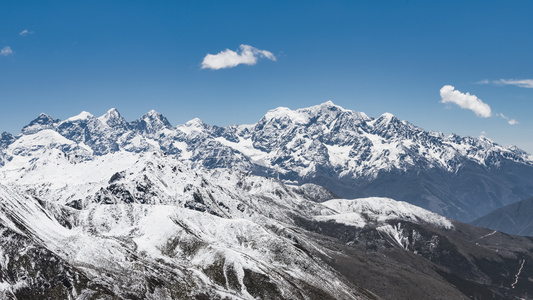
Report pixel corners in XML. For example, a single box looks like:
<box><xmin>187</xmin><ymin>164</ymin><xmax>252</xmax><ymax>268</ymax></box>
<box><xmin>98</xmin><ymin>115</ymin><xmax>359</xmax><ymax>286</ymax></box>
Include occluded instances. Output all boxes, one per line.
<box><xmin>1</xmin><ymin>1</ymin><xmax>532</xmax><ymax>152</ymax></box>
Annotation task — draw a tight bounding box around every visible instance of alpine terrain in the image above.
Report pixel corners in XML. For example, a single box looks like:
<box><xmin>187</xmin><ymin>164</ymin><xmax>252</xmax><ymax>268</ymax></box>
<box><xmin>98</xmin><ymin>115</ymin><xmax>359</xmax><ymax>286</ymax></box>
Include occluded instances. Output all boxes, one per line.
<box><xmin>0</xmin><ymin>102</ymin><xmax>532</xmax><ymax>299</ymax></box>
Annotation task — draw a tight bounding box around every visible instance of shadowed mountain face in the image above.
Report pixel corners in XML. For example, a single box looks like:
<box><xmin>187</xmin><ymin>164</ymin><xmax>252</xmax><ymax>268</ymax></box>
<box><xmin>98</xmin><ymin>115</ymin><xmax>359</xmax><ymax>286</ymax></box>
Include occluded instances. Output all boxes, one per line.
<box><xmin>3</xmin><ymin>102</ymin><xmax>532</xmax><ymax>222</ymax></box>
<box><xmin>471</xmin><ymin>197</ymin><xmax>533</xmax><ymax>236</ymax></box>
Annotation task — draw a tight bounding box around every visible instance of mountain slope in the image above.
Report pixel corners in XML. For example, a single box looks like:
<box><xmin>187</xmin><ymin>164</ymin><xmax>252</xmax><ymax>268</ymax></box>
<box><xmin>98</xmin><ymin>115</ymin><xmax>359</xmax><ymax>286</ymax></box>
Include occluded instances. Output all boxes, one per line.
<box><xmin>0</xmin><ymin>180</ymin><xmax>368</xmax><ymax>299</ymax></box>
<box><xmin>1</xmin><ymin>138</ymin><xmax>533</xmax><ymax>299</ymax></box>
<box><xmin>0</xmin><ymin>149</ymin><xmax>372</xmax><ymax>299</ymax></box>
<box><xmin>470</xmin><ymin>196</ymin><xmax>533</xmax><ymax>236</ymax></box>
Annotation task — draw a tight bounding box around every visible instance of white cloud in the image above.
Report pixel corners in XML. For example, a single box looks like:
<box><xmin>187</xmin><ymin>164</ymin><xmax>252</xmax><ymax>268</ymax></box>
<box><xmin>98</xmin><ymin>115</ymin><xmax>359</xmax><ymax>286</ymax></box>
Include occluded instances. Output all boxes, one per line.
<box><xmin>494</xmin><ymin>79</ymin><xmax>533</xmax><ymax>88</ymax></box>
<box><xmin>476</xmin><ymin>78</ymin><xmax>533</xmax><ymax>88</ymax></box>
<box><xmin>0</xmin><ymin>46</ymin><xmax>13</xmax><ymax>56</ymax></box>
<box><xmin>508</xmin><ymin>119</ymin><xmax>519</xmax><ymax>125</ymax></box>
<box><xmin>201</xmin><ymin>44</ymin><xmax>276</xmax><ymax>70</ymax></box>
<box><xmin>440</xmin><ymin>85</ymin><xmax>492</xmax><ymax>118</ymax></box>
<box><xmin>497</xmin><ymin>113</ymin><xmax>519</xmax><ymax>125</ymax></box>
<box><xmin>19</xmin><ymin>29</ymin><xmax>34</xmax><ymax>36</ymax></box>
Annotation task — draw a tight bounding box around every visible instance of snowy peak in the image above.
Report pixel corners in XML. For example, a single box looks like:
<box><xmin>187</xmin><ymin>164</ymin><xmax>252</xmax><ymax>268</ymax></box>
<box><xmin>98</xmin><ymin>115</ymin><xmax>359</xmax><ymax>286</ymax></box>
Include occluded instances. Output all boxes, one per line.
<box><xmin>320</xmin><ymin>100</ymin><xmax>339</xmax><ymax>107</ymax></box>
<box><xmin>132</xmin><ymin>110</ymin><xmax>172</xmax><ymax>135</ymax></box>
<box><xmin>174</xmin><ymin>118</ymin><xmax>211</xmax><ymax>138</ymax></box>
<box><xmin>377</xmin><ymin>112</ymin><xmax>395</xmax><ymax>122</ymax></box>
<box><xmin>259</xmin><ymin>101</ymin><xmax>369</xmax><ymax>127</ymax></box>
<box><xmin>63</xmin><ymin>111</ymin><xmax>94</xmax><ymax>123</ymax></box>
<box><xmin>261</xmin><ymin>106</ymin><xmax>310</xmax><ymax>125</ymax></box>
<box><xmin>304</xmin><ymin>100</ymin><xmax>346</xmax><ymax>117</ymax></box>
<box><xmin>183</xmin><ymin>117</ymin><xmax>207</xmax><ymax>129</ymax></box>
<box><xmin>370</xmin><ymin>111</ymin><xmax>414</xmax><ymax>139</ymax></box>
<box><xmin>97</xmin><ymin>108</ymin><xmax>127</xmax><ymax>128</ymax></box>
<box><xmin>21</xmin><ymin>113</ymin><xmax>60</xmax><ymax>135</ymax></box>
<box><xmin>103</xmin><ymin>107</ymin><xmax>120</xmax><ymax>116</ymax></box>
<box><xmin>302</xmin><ymin>101</ymin><xmax>371</xmax><ymax>122</ymax></box>
<box><xmin>140</xmin><ymin>109</ymin><xmax>171</xmax><ymax>127</ymax></box>
<box><xmin>258</xmin><ymin>101</ymin><xmax>372</xmax><ymax>135</ymax></box>
<box><xmin>372</xmin><ymin>112</ymin><xmax>400</xmax><ymax>127</ymax></box>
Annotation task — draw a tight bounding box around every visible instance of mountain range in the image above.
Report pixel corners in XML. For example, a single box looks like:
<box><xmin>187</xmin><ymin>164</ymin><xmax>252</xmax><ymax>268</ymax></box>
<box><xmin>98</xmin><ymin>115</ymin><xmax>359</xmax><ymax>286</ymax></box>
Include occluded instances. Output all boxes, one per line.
<box><xmin>1</xmin><ymin>102</ymin><xmax>533</xmax><ymax>299</ymax></box>
<box><xmin>2</xmin><ymin>101</ymin><xmax>532</xmax><ymax>222</ymax></box>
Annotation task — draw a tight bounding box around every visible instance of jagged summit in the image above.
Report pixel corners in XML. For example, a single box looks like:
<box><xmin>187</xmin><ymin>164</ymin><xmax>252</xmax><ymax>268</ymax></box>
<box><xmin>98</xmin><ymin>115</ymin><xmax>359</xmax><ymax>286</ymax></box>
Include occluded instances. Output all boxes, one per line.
<box><xmin>95</xmin><ymin>108</ymin><xmax>128</xmax><ymax>129</ymax></box>
<box><xmin>21</xmin><ymin>113</ymin><xmax>60</xmax><ymax>135</ymax></box>
<box><xmin>140</xmin><ymin>109</ymin><xmax>170</xmax><ymax>123</ymax></box>
<box><xmin>98</xmin><ymin>108</ymin><xmax>121</xmax><ymax>121</ymax></box>
<box><xmin>133</xmin><ymin>110</ymin><xmax>172</xmax><ymax>135</ymax></box>
<box><xmin>27</xmin><ymin>112</ymin><xmax>57</xmax><ymax>124</ymax></box>
<box><xmin>104</xmin><ymin>107</ymin><xmax>119</xmax><ymax>115</ymax></box>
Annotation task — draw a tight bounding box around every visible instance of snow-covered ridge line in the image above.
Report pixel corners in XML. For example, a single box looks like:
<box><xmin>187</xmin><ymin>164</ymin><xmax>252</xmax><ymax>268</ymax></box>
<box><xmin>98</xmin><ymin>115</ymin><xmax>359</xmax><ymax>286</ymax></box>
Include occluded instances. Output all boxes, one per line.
<box><xmin>3</xmin><ymin>101</ymin><xmax>528</xmax><ymax>164</ymax></box>
<box><xmin>315</xmin><ymin>197</ymin><xmax>454</xmax><ymax>229</ymax></box>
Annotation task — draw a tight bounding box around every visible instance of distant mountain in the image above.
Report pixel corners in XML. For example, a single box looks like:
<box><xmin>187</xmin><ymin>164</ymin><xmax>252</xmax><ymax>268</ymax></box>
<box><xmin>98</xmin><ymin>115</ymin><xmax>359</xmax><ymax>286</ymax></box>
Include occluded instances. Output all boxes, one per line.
<box><xmin>3</xmin><ymin>101</ymin><xmax>532</xmax><ymax>221</ymax></box>
<box><xmin>470</xmin><ymin>197</ymin><xmax>533</xmax><ymax>236</ymax></box>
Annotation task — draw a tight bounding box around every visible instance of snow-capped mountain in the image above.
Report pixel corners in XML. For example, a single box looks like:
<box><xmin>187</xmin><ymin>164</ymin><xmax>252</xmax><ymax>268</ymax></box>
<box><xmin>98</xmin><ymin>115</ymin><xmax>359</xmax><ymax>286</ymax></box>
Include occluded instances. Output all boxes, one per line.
<box><xmin>2</xmin><ymin>101</ymin><xmax>532</xmax><ymax>221</ymax></box>
<box><xmin>1</xmin><ymin>103</ymin><xmax>533</xmax><ymax>299</ymax></box>
<box><xmin>1</xmin><ymin>138</ymin><xmax>533</xmax><ymax>299</ymax></box>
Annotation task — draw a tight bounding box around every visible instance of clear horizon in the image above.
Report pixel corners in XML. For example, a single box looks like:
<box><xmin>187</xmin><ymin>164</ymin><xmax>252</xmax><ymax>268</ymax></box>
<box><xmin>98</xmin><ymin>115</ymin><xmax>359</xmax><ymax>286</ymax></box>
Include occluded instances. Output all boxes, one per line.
<box><xmin>1</xmin><ymin>1</ymin><xmax>532</xmax><ymax>153</ymax></box>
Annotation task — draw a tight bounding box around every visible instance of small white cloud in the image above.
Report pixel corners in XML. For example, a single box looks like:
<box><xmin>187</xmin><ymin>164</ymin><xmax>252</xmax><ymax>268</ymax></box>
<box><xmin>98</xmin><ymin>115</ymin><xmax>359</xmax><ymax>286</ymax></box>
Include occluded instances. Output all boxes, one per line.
<box><xmin>201</xmin><ymin>44</ymin><xmax>276</xmax><ymax>70</ymax></box>
<box><xmin>497</xmin><ymin>113</ymin><xmax>519</xmax><ymax>125</ymax></box>
<box><xmin>493</xmin><ymin>79</ymin><xmax>533</xmax><ymax>88</ymax></box>
<box><xmin>0</xmin><ymin>46</ymin><xmax>13</xmax><ymax>56</ymax></box>
<box><xmin>440</xmin><ymin>85</ymin><xmax>492</xmax><ymax>118</ymax></box>
<box><xmin>508</xmin><ymin>119</ymin><xmax>519</xmax><ymax>125</ymax></box>
<box><xmin>19</xmin><ymin>29</ymin><xmax>34</xmax><ymax>36</ymax></box>
<box><xmin>476</xmin><ymin>78</ymin><xmax>533</xmax><ymax>88</ymax></box>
